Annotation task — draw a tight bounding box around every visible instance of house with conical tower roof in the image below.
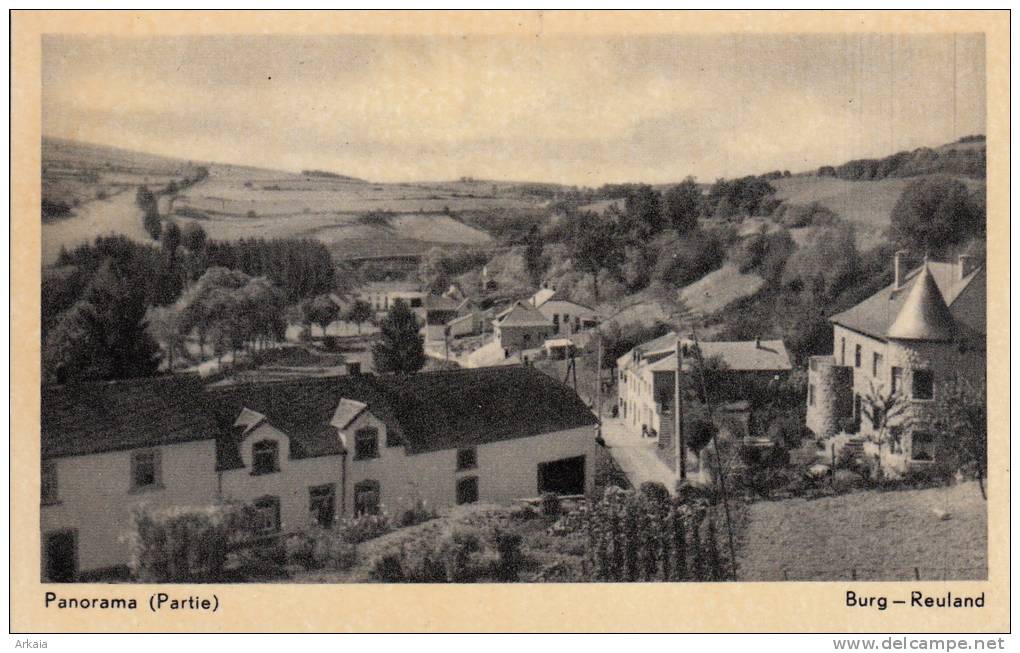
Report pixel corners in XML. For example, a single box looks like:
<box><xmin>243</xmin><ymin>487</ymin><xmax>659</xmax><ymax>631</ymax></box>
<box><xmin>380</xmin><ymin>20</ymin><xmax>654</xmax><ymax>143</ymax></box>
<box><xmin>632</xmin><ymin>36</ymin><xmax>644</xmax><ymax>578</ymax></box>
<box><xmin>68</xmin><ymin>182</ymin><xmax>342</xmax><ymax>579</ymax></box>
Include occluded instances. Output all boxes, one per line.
<box><xmin>805</xmin><ymin>252</ymin><xmax>985</xmax><ymax>474</ymax></box>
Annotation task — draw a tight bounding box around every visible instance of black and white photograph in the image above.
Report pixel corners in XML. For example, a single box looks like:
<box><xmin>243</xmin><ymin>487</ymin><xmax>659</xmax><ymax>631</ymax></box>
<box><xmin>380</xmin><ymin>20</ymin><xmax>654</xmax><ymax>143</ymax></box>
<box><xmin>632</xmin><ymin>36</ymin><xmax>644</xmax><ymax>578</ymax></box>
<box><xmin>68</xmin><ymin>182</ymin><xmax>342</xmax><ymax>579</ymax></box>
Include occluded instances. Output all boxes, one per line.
<box><xmin>36</xmin><ymin>24</ymin><xmax>990</xmax><ymax>590</ymax></box>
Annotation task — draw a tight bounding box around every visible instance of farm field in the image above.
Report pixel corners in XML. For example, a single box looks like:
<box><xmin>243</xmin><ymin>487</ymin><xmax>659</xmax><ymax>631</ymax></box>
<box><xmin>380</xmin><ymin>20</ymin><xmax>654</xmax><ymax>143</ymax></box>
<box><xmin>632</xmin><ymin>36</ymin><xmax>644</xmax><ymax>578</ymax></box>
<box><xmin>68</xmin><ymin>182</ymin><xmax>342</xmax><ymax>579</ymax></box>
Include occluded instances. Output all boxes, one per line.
<box><xmin>42</xmin><ymin>138</ymin><xmax>547</xmax><ymax>263</ymax></box>
<box><xmin>738</xmin><ymin>482</ymin><xmax>987</xmax><ymax>581</ymax></box>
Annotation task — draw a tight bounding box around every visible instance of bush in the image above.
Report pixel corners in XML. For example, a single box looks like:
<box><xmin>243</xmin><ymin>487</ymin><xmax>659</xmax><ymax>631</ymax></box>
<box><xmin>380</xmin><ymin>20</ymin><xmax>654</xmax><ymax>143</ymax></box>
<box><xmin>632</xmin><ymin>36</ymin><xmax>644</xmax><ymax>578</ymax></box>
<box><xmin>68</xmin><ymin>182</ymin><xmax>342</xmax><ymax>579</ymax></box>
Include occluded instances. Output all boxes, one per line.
<box><xmin>653</xmin><ymin>230</ymin><xmax>725</xmax><ymax>288</ymax></box>
<box><xmin>493</xmin><ymin>528</ymin><xmax>524</xmax><ymax>582</ymax></box>
<box><xmin>338</xmin><ymin>513</ymin><xmax>393</xmax><ymax>544</ymax></box>
<box><xmin>128</xmin><ymin>503</ymin><xmax>248</xmax><ymax>582</ymax></box>
<box><xmin>766</xmin><ymin>416</ymin><xmax>807</xmax><ymax>450</ymax></box>
<box><xmin>509</xmin><ymin>503</ymin><xmax>539</xmax><ymax>521</ymax></box>
<box><xmin>285</xmin><ymin>528</ymin><xmax>358</xmax><ymax>571</ymax></box>
<box><xmin>369</xmin><ymin>552</ymin><xmax>406</xmax><ymax>582</ymax></box>
<box><xmin>397</xmin><ymin>499</ymin><xmax>437</xmax><ymax>528</ymax></box>
<box><xmin>540</xmin><ymin>492</ymin><xmax>562</xmax><ymax>517</ymax></box>
<box><xmin>246</xmin><ymin>210</ymin><xmax>257</xmax><ymax>219</ymax></box>
<box><xmin>639</xmin><ymin>481</ymin><xmax>671</xmax><ymax>506</ymax></box>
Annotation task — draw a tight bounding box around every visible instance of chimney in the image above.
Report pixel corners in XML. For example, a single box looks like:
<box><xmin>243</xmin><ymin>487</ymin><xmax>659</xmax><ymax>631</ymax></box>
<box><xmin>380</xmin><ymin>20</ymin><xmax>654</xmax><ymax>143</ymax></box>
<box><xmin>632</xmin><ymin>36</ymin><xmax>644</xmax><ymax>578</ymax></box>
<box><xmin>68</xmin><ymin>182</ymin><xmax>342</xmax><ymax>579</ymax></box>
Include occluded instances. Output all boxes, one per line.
<box><xmin>893</xmin><ymin>250</ymin><xmax>909</xmax><ymax>290</ymax></box>
<box><xmin>958</xmin><ymin>254</ymin><xmax>977</xmax><ymax>280</ymax></box>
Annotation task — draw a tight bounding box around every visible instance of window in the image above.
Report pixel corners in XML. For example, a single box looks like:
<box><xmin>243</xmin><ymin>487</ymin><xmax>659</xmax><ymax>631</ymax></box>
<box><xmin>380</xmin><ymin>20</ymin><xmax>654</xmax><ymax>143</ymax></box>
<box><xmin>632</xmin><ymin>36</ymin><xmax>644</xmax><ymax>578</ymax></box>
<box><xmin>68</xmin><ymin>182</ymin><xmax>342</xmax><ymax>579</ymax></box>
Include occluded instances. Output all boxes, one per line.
<box><xmin>385</xmin><ymin>428</ymin><xmax>401</xmax><ymax>448</ymax></box>
<box><xmin>840</xmin><ymin>338</ymin><xmax>846</xmax><ymax>365</ymax></box>
<box><xmin>912</xmin><ymin>369</ymin><xmax>934</xmax><ymax>401</ymax></box>
<box><xmin>309</xmin><ymin>484</ymin><xmax>336</xmax><ymax>528</ymax></box>
<box><xmin>355</xmin><ymin>427</ymin><xmax>379</xmax><ymax>460</ymax></box>
<box><xmin>891</xmin><ymin>367</ymin><xmax>903</xmax><ymax>395</ymax></box>
<box><xmin>872</xmin><ymin>352</ymin><xmax>883</xmax><ymax>378</ymax></box>
<box><xmin>251</xmin><ymin>440</ymin><xmax>280</xmax><ymax>475</ymax></box>
<box><xmin>409</xmin><ymin>298</ymin><xmax>423</xmax><ymax>308</ymax></box>
<box><xmin>854</xmin><ymin>344</ymin><xmax>862</xmax><ymax>368</ymax></box>
<box><xmin>911</xmin><ymin>431</ymin><xmax>935</xmax><ymax>461</ymax></box>
<box><xmin>808</xmin><ymin>384</ymin><xmax>815</xmax><ymax>407</ymax></box>
<box><xmin>354</xmin><ymin>480</ymin><xmax>380</xmax><ymax>516</ymax></box>
<box><xmin>552</xmin><ymin>314</ymin><xmax>560</xmax><ymax>330</ymax></box>
<box><xmin>252</xmin><ymin>496</ymin><xmax>281</xmax><ymax>534</ymax></box>
<box><xmin>456</xmin><ymin>476</ymin><xmax>479</xmax><ymax>505</ymax></box>
<box><xmin>130</xmin><ymin>449</ymin><xmax>161</xmax><ymax>491</ymax></box>
<box><xmin>456</xmin><ymin>447</ymin><xmax>477</xmax><ymax>470</ymax></box>
<box><xmin>41</xmin><ymin>460</ymin><xmax>58</xmax><ymax>505</ymax></box>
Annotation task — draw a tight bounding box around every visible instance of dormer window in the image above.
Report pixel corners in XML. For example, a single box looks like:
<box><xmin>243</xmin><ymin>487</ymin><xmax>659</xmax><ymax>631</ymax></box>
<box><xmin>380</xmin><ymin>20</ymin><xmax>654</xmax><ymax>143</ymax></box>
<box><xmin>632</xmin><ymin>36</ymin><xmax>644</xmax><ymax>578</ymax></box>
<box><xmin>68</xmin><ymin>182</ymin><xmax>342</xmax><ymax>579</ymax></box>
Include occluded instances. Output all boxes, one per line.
<box><xmin>355</xmin><ymin>427</ymin><xmax>380</xmax><ymax>460</ymax></box>
<box><xmin>252</xmin><ymin>440</ymin><xmax>280</xmax><ymax>475</ymax></box>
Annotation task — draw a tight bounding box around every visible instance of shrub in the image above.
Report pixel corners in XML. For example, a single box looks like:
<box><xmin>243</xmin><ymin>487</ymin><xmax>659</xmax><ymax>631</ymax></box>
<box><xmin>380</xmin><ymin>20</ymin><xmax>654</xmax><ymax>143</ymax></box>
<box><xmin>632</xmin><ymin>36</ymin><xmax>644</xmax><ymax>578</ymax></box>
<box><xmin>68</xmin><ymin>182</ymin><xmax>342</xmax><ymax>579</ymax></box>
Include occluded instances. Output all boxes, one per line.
<box><xmin>369</xmin><ymin>552</ymin><xmax>406</xmax><ymax>582</ymax></box>
<box><xmin>653</xmin><ymin>230</ymin><xmax>725</xmax><ymax>288</ymax></box>
<box><xmin>639</xmin><ymin>481</ymin><xmax>671</xmax><ymax>507</ymax></box>
<box><xmin>285</xmin><ymin>528</ymin><xmax>358</xmax><ymax>571</ymax></box>
<box><xmin>338</xmin><ymin>513</ymin><xmax>393</xmax><ymax>544</ymax></box>
<box><xmin>246</xmin><ymin>210</ymin><xmax>257</xmax><ymax>219</ymax></box>
<box><xmin>128</xmin><ymin>503</ymin><xmax>247</xmax><ymax>582</ymax></box>
<box><xmin>509</xmin><ymin>503</ymin><xmax>539</xmax><ymax>521</ymax></box>
<box><xmin>397</xmin><ymin>499</ymin><xmax>437</xmax><ymax>528</ymax></box>
<box><xmin>766</xmin><ymin>416</ymin><xmax>807</xmax><ymax>450</ymax></box>
<box><xmin>540</xmin><ymin>492</ymin><xmax>562</xmax><ymax>517</ymax></box>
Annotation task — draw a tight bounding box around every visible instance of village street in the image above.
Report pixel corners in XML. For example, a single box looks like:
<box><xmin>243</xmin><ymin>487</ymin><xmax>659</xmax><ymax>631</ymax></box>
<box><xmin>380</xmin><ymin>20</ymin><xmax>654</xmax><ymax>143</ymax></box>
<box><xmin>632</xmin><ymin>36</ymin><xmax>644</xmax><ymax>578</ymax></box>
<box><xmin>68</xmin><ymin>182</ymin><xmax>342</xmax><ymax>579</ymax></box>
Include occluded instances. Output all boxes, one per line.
<box><xmin>600</xmin><ymin>416</ymin><xmax>678</xmax><ymax>492</ymax></box>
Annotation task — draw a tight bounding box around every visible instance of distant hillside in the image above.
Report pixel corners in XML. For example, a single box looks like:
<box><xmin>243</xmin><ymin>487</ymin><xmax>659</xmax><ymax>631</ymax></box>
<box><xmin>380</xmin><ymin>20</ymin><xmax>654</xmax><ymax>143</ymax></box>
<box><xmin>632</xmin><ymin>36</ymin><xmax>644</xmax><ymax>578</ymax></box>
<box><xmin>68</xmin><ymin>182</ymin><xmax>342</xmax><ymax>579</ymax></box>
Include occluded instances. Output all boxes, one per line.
<box><xmin>815</xmin><ymin>135</ymin><xmax>985</xmax><ymax>181</ymax></box>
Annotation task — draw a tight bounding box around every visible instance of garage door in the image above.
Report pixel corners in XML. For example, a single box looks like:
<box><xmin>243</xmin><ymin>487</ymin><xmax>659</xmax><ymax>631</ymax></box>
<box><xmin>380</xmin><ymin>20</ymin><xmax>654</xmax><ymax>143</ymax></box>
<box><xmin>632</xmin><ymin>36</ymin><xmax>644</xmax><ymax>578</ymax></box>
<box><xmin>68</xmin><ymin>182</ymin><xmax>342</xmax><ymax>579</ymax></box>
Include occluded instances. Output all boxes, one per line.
<box><xmin>537</xmin><ymin>455</ymin><xmax>586</xmax><ymax>495</ymax></box>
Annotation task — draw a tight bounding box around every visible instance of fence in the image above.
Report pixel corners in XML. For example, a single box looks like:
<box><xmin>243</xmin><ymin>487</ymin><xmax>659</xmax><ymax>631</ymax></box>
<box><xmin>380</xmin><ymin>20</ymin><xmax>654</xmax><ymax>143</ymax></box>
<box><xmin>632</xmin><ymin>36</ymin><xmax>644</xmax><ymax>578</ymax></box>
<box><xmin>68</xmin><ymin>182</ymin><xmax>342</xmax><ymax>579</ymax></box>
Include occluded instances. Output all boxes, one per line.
<box><xmin>769</xmin><ymin>566</ymin><xmax>987</xmax><ymax>581</ymax></box>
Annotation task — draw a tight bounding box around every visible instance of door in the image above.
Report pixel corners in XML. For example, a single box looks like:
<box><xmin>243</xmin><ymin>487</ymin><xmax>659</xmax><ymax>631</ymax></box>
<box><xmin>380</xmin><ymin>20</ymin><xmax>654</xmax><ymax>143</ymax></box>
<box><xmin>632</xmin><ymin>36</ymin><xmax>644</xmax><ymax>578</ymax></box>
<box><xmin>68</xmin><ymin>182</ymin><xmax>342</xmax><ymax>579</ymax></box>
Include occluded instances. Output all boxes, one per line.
<box><xmin>44</xmin><ymin>530</ymin><xmax>77</xmax><ymax>582</ymax></box>
<box><xmin>537</xmin><ymin>456</ymin><xmax>586</xmax><ymax>495</ymax></box>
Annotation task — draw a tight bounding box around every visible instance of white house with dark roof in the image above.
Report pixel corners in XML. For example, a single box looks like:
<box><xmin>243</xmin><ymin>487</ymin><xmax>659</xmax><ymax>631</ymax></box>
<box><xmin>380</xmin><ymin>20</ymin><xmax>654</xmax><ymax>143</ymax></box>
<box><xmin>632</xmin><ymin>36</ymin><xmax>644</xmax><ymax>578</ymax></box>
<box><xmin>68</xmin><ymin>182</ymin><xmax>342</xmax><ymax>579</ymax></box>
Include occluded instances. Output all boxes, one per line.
<box><xmin>806</xmin><ymin>253</ymin><xmax>985</xmax><ymax>474</ymax></box>
<box><xmin>615</xmin><ymin>333</ymin><xmax>792</xmax><ymax>439</ymax></box>
<box><xmin>40</xmin><ymin>366</ymin><xmax>598</xmax><ymax>580</ymax></box>
<box><xmin>528</xmin><ymin>288</ymin><xmax>599</xmax><ymax>336</ymax></box>
<box><xmin>491</xmin><ymin>301</ymin><xmax>555</xmax><ymax>352</ymax></box>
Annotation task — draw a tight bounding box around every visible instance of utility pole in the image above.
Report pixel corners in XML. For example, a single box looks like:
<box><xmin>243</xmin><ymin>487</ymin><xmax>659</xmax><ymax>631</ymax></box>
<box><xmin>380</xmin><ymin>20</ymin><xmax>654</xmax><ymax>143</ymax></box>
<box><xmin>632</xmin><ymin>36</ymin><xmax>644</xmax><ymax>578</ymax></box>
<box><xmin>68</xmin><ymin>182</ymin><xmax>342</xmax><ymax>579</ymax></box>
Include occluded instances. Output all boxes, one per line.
<box><xmin>595</xmin><ymin>325</ymin><xmax>603</xmax><ymax>436</ymax></box>
<box><xmin>675</xmin><ymin>336</ymin><xmax>686</xmax><ymax>481</ymax></box>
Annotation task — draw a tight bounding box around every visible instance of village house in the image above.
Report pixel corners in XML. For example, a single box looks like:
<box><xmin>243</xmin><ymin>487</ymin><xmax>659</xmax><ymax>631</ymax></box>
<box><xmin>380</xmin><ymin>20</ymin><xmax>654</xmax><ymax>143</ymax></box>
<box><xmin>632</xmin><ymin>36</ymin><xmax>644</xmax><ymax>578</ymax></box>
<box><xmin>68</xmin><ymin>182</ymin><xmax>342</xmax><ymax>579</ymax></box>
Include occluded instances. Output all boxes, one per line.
<box><xmin>491</xmin><ymin>301</ymin><xmax>556</xmax><ymax>353</ymax></box>
<box><xmin>355</xmin><ymin>281</ymin><xmax>425</xmax><ymax>316</ymax></box>
<box><xmin>806</xmin><ymin>253</ymin><xmax>985</xmax><ymax>475</ymax></box>
<box><xmin>41</xmin><ymin>366</ymin><xmax>598</xmax><ymax>581</ymax></box>
<box><xmin>615</xmin><ymin>333</ymin><xmax>792</xmax><ymax>441</ymax></box>
<box><xmin>528</xmin><ymin>287</ymin><xmax>599</xmax><ymax>336</ymax></box>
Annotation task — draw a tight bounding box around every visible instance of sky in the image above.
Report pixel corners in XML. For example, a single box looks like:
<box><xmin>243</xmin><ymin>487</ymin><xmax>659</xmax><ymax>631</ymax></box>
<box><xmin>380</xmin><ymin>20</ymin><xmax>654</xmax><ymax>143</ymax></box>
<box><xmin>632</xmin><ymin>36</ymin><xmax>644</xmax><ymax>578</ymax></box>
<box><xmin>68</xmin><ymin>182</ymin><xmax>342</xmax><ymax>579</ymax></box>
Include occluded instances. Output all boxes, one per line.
<box><xmin>42</xmin><ymin>33</ymin><xmax>986</xmax><ymax>186</ymax></box>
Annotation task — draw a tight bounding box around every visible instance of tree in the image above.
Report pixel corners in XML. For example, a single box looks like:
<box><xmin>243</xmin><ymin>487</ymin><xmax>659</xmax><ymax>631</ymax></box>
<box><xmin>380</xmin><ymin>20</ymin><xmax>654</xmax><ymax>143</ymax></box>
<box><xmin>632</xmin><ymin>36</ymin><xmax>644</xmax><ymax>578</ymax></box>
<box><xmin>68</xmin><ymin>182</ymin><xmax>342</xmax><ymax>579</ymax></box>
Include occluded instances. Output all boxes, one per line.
<box><xmin>162</xmin><ymin>222</ymin><xmax>182</xmax><ymax>257</ymax></box>
<box><xmin>663</xmin><ymin>178</ymin><xmax>702</xmax><ymax>237</ymax></box>
<box><xmin>345</xmin><ymin>299</ymin><xmax>374</xmax><ymax>334</ymax></box>
<box><xmin>181</xmin><ymin>221</ymin><xmax>207</xmax><ymax>252</ymax></box>
<box><xmin>301</xmin><ymin>294</ymin><xmax>340</xmax><ymax>337</ymax></box>
<box><xmin>146</xmin><ymin>304</ymin><xmax>184</xmax><ymax>371</ymax></box>
<box><xmin>782</xmin><ymin>222</ymin><xmax>860</xmax><ymax>302</ymax></box>
<box><xmin>43</xmin><ymin>264</ymin><xmax>161</xmax><ymax>384</ymax></box>
<box><xmin>891</xmin><ymin>176</ymin><xmax>984</xmax><ymax>256</ymax></box>
<box><xmin>523</xmin><ymin>224</ymin><xmax>545</xmax><ymax>286</ymax></box>
<box><xmin>861</xmin><ymin>379</ymin><xmax>912</xmax><ymax>457</ymax></box>
<box><xmin>567</xmin><ymin>212</ymin><xmax>623</xmax><ymax>304</ymax></box>
<box><xmin>372</xmin><ymin>299</ymin><xmax>425</xmax><ymax>374</ymax></box>
<box><xmin>623</xmin><ymin>185</ymin><xmax>664</xmax><ymax>238</ymax></box>
<box><xmin>930</xmin><ymin>375</ymin><xmax>987</xmax><ymax>499</ymax></box>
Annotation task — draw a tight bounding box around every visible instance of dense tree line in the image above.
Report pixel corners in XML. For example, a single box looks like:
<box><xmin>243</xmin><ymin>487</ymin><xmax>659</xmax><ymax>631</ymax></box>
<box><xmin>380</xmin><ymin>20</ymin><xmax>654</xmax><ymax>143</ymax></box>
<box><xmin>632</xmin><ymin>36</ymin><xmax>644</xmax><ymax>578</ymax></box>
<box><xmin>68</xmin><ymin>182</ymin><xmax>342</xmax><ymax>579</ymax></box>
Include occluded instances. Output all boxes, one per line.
<box><xmin>43</xmin><ymin>228</ymin><xmax>348</xmax><ymax>383</ymax></box>
<box><xmin>817</xmin><ymin>144</ymin><xmax>985</xmax><ymax>181</ymax></box>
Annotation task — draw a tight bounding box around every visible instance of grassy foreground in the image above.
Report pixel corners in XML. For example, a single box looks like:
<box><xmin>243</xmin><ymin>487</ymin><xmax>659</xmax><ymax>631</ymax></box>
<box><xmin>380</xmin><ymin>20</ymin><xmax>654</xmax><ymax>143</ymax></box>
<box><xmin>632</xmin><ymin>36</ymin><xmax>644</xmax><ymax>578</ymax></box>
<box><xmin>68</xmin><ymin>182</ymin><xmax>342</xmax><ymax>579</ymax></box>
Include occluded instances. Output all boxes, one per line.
<box><xmin>737</xmin><ymin>482</ymin><xmax>987</xmax><ymax>581</ymax></box>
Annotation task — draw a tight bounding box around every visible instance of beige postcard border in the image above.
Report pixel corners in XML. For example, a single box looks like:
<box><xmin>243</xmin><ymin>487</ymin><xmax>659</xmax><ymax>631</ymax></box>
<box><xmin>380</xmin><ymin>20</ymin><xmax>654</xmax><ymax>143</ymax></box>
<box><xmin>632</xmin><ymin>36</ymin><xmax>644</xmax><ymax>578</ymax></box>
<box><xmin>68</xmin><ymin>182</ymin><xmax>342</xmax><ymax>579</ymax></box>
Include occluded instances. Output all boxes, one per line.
<box><xmin>10</xmin><ymin>9</ymin><xmax>1010</xmax><ymax>633</ymax></box>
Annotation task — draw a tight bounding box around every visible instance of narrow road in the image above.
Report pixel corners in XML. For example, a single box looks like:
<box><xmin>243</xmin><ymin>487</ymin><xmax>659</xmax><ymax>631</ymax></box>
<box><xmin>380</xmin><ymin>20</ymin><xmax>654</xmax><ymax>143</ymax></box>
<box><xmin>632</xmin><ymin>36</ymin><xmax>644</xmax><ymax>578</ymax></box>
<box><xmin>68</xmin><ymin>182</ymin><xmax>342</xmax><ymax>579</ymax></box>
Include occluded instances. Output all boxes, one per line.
<box><xmin>600</xmin><ymin>417</ymin><xmax>677</xmax><ymax>492</ymax></box>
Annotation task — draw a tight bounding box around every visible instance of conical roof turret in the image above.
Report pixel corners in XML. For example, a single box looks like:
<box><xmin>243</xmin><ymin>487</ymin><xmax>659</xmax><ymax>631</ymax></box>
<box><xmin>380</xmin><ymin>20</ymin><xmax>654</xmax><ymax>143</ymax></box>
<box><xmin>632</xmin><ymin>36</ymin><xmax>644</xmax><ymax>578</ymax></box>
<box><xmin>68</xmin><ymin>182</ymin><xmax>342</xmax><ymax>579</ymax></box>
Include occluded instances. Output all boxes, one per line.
<box><xmin>886</xmin><ymin>264</ymin><xmax>955</xmax><ymax>341</ymax></box>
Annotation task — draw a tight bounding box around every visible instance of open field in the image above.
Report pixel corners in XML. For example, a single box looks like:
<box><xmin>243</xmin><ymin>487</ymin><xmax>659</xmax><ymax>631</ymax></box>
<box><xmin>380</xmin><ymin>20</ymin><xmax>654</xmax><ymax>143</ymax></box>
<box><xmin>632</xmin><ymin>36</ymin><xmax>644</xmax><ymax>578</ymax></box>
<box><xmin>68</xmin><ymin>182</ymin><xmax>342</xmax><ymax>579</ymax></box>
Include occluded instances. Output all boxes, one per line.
<box><xmin>42</xmin><ymin>138</ymin><xmax>552</xmax><ymax>263</ymax></box>
<box><xmin>738</xmin><ymin>482</ymin><xmax>987</xmax><ymax>581</ymax></box>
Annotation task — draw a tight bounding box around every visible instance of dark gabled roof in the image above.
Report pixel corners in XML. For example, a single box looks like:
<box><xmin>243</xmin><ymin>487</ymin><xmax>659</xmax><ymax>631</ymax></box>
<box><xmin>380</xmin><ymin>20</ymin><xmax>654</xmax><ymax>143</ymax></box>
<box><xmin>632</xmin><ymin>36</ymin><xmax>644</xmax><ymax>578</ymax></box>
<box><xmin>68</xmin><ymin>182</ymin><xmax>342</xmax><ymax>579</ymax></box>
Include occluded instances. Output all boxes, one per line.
<box><xmin>206</xmin><ymin>375</ymin><xmax>402</xmax><ymax>463</ymax></box>
<box><xmin>497</xmin><ymin>301</ymin><xmax>553</xmax><ymax>327</ymax></box>
<box><xmin>830</xmin><ymin>261</ymin><xmax>983</xmax><ymax>341</ymax></box>
<box><xmin>377</xmin><ymin>366</ymin><xmax>599</xmax><ymax>453</ymax></box>
<box><xmin>211</xmin><ymin>366</ymin><xmax>597</xmax><ymax>455</ymax></box>
<box><xmin>44</xmin><ymin>366</ymin><xmax>598</xmax><ymax>463</ymax></box>
<box><xmin>41</xmin><ymin>375</ymin><xmax>217</xmax><ymax>460</ymax></box>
